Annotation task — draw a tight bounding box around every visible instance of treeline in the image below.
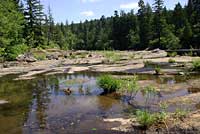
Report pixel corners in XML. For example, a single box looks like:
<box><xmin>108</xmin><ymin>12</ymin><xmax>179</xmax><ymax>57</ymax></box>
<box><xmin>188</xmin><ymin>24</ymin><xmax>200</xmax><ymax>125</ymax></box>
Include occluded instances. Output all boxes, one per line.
<box><xmin>70</xmin><ymin>0</ymin><xmax>200</xmax><ymax>50</ymax></box>
<box><xmin>0</xmin><ymin>0</ymin><xmax>200</xmax><ymax>60</ymax></box>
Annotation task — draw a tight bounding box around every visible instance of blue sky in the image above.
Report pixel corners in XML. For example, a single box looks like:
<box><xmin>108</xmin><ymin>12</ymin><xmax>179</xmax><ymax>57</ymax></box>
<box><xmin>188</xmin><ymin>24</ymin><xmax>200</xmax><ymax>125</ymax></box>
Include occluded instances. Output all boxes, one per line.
<box><xmin>40</xmin><ymin>0</ymin><xmax>188</xmax><ymax>23</ymax></box>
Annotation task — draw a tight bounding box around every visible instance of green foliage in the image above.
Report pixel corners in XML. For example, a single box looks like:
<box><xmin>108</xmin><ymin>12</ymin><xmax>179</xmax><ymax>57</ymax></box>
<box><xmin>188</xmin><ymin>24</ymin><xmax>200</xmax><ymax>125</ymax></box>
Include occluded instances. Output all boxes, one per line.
<box><xmin>168</xmin><ymin>52</ymin><xmax>177</xmax><ymax>57</ymax></box>
<box><xmin>168</xmin><ymin>58</ymin><xmax>176</xmax><ymax>63</ymax></box>
<box><xmin>0</xmin><ymin>0</ymin><xmax>200</xmax><ymax>60</ymax></box>
<box><xmin>143</xmin><ymin>85</ymin><xmax>157</xmax><ymax>97</ymax></box>
<box><xmin>97</xmin><ymin>75</ymin><xmax>120</xmax><ymax>93</ymax></box>
<box><xmin>136</xmin><ymin>110</ymin><xmax>156</xmax><ymax>128</ymax></box>
<box><xmin>126</xmin><ymin>76</ymin><xmax>139</xmax><ymax>93</ymax></box>
<box><xmin>102</xmin><ymin>51</ymin><xmax>121</xmax><ymax>63</ymax></box>
<box><xmin>0</xmin><ymin>0</ymin><xmax>25</xmax><ymax>60</ymax></box>
<box><xmin>143</xmin><ymin>60</ymin><xmax>154</xmax><ymax>67</ymax></box>
<box><xmin>6</xmin><ymin>44</ymin><xmax>29</xmax><ymax>60</ymax></box>
<box><xmin>154</xmin><ymin>66</ymin><xmax>161</xmax><ymax>75</ymax></box>
<box><xmin>174</xmin><ymin>108</ymin><xmax>188</xmax><ymax>119</ymax></box>
<box><xmin>33</xmin><ymin>53</ymin><xmax>46</xmax><ymax>61</ymax></box>
<box><xmin>192</xmin><ymin>60</ymin><xmax>200</xmax><ymax>71</ymax></box>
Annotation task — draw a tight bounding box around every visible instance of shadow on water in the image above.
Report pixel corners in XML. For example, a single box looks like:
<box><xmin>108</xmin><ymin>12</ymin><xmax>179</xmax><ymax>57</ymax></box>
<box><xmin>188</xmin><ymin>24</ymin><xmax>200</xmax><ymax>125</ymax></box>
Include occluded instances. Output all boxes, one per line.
<box><xmin>0</xmin><ymin>72</ymin><xmax>200</xmax><ymax>133</ymax></box>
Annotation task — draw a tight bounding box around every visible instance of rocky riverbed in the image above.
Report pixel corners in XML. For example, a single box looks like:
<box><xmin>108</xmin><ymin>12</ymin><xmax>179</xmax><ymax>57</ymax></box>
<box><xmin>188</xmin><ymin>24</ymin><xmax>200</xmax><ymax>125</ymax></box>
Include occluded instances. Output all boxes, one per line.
<box><xmin>0</xmin><ymin>49</ymin><xmax>199</xmax><ymax>80</ymax></box>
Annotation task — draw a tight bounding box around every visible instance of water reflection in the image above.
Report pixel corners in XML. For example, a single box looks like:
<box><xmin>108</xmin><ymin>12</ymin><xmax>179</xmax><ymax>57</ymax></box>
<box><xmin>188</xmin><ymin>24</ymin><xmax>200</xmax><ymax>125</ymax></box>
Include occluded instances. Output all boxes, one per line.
<box><xmin>0</xmin><ymin>73</ymin><xmax>200</xmax><ymax>133</ymax></box>
<box><xmin>22</xmin><ymin>74</ymin><xmax>130</xmax><ymax>133</ymax></box>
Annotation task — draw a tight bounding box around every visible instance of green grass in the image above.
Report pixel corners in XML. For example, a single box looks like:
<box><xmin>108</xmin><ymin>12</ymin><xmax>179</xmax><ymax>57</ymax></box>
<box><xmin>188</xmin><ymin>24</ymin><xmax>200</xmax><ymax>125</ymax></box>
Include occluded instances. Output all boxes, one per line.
<box><xmin>97</xmin><ymin>75</ymin><xmax>120</xmax><ymax>93</ymax></box>
<box><xmin>174</xmin><ymin>108</ymin><xmax>188</xmax><ymax>119</ymax></box>
<box><xmin>192</xmin><ymin>59</ymin><xmax>200</xmax><ymax>71</ymax></box>
<box><xmin>33</xmin><ymin>53</ymin><xmax>46</xmax><ymax>60</ymax></box>
<box><xmin>102</xmin><ymin>51</ymin><xmax>121</xmax><ymax>63</ymax></box>
<box><xmin>143</xmin><ymin>60</ymin><xmax>154</xmax><ymax>67</ymax></box>
<box><xmin>136</xmin><ymin>110</ymin><xmax>156</xmax><ymax>129</ymax></box>
<box><xmin>168</xmin><ymin>58</ymin><xmax>176</xmax><ymax>63</ymax></box>
<box><xmin>168</xmin><ymin>52</ymin><xmax>177</xmax><ymax>57</ymax></box>
<box><xmin>154</xmin><ymin>66</ymin><xmax>161</xmax><ymax>75</ymax></box>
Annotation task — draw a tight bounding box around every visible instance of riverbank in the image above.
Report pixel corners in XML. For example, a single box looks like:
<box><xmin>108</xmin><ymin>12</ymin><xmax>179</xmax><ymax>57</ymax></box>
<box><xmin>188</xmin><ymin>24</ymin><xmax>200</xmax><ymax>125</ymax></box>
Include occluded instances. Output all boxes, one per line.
<box><xmin>0</xmin><ymin>50</ymin><xmax>199</xmax><ymax>80</ymax></box>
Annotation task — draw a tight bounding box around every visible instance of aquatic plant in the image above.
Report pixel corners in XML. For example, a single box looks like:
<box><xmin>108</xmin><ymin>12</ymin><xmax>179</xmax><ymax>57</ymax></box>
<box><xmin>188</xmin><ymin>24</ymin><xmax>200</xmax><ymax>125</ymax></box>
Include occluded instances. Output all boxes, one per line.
<box><xmin>97</xmin><ymin>75</ymin><xmax>120</xmax><ymax>93</ymax></box>
<box><xmin>143</xmin><ymin>85</ymin><xmax>157</xmax><ymax>108</ymax></box>
<box><xmin>125</xmin><ymin>76</ymin><xmax>140</xmax><ymax>100</ymax></box>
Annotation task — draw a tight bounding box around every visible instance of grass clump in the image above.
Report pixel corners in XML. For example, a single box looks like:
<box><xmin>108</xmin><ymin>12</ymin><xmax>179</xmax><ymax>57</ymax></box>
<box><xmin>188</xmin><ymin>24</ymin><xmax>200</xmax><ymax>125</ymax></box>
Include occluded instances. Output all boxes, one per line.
<box><xmin>97</xmin><ymin>75</ymin><xmax>120</xmax><ymax>93</ymax></box>
<box><xmin>143</xmin><ymin>60</ymin><xmax>154</xmax><ymax>67</ymax></box>
<box><xmin>33</xmin><ymin>53</ymin><xmax>46</xmax><ymax>60</ymax></box>
<box><xmin>154</xmin><ymin>66</ymin><xmax>162</xmax><ymax>75</ymax></box>
<box><xmin>136</xmin><ymin>110</ymin><xmax>156</xmax><ymax>129</ymax></box>
<box><xmin>168</xmin><ymin>52</ymin><xmax>177</xmax><ymax>57</ymax></box>
<box><xmin>103</xmin><ymin>51</ymin><xmax>121</xmax><ymax>63</ymax></box>
<box><xmin>174</xmin><ymin>108</ymin><xmax>188</xmax><ymax>120</ymax></box>
<box><xmin>192</xmin><ymin>60</ymin><xmax>200</xmax><ymax>71</ymax></box>
<box><xmin>168</xmin><ymin>58</ymin><xmax>176</xmax><ymax>63</ymax></box>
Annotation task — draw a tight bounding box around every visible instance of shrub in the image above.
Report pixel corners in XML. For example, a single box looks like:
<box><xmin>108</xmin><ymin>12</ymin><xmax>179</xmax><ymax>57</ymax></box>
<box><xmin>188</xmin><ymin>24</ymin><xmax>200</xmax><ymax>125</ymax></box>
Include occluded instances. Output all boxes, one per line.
<box><xmin>97</xmin><ymin>75</ymin><xmax>120</xmax><ymax>93</ymax></box>
<box><xmin>168</xmin><ymin>52</ymin><xmax>177</xmax><ymax>57</ymax></box>
<box><xmin>143</xmin><ymin>60</ymin><xmax>153</xmax><ymax>67</ymax></box>
<box><xmin>103</xmin><ymin>51</ymin><xmax>121</xmax><ymax>63</ymax></box>
<box><xmin>154</xmin><ymin>66</ymin><xmax>161</xmax><ymax>75</ymax></box>
<box><xmin>6</xmin><ymin>44</ymin><xmax>29</xmax><ymax>61</ymax></box>
<box><xmin>192</xmin><ymin>60</ymin><xmax>200</xmax><ymax>71</ymax></box>
<box><xmin>33</xmin><ymin>53</ymin><xmax>46</xmax><ymax>61</ymax></box>
<box><xmin>136</xmin><ymin>110</ymin><xmax>156</xmax><ymax>129</ymax></box>
<box><xmin>174</xmin><ymin>108</ymin><xmax>188</xmax><ymax>119</ymax></box>
<box><xmin>168</xmin><ymin>58</ymin><xmax>176</xmax><ymax>63</ymax></box>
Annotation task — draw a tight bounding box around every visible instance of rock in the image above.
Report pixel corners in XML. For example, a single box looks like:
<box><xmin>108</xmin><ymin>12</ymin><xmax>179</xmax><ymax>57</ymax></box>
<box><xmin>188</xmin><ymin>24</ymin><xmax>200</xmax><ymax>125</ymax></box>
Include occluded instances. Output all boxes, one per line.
<box><xmin>3</xmin><ymin>61</ymin><xmax>19</xmax><ymax>68</ymax></box>
<box><xmin>145</xmin><ymin>49</ymin><xmax>167</xmax><ymax>59</ymax></box>
<box><xmin>16</xmin><ymin>53</ymin><xmax>37</xmax><ymax>62</ymax></box>
<box><xmin>0</xmin><ymin>100</ymin><xmax>9</xmax><ymax>105</ymax></box>
<box><xmin>151</xmin><ymin>48</ymin><xmax>161</xmax><ymax>53</ymax></box>
<box><xmin>46</xmin><ymin>54</ymin><xmax>59</xmax><ymax>60</ymax></box>
<box><xmin>25</xmin><ymin>56</ymin><xmax>37</xmax><ymax>62</ymax></box>
<box><xmin>16</xmin><ymin>54</ymin><xmax>25</xmax><ymax>62</ymax></box>
<box><xmin>87</xmin><ymin>54</ymin><xmax>92</xmax><ymax>58</ymax></box>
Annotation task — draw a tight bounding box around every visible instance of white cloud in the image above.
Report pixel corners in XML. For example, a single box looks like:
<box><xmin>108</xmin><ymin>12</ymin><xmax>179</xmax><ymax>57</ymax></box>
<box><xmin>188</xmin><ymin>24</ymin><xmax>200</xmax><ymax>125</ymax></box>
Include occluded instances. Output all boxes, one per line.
<box><xmin>120</xmin><ymin>2</ymin><xmax>138</xmax><ymax>9</ymax></box>
<box><xmin>80</xmin><ymin>11</ymin><xmax>94</xmax><ymax>16</ymax></box>
<box><xmin>81</xmin><ymin>0</ymin><xmax>101</xmax><ymax>3</ymax></box>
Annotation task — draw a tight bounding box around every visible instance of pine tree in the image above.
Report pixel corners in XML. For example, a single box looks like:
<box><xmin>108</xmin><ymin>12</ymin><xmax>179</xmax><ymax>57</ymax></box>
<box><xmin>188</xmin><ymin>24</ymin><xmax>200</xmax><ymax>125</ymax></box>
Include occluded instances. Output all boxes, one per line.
<box><xmin>173</xmin><ymin>3</ymin><xmax>186</xmax><ymax>36</ymax></box>
<box><xmin>24</xmin><ymin>0</ymin><xmax>45</xmax><ymax>48</ymax></box>
<box><xmin>0</xmin><ymin>0</ymin><xmax>26</xmax><ymax>60</ymax></box>
<box><xmin>182</xmin><ymin>20</ymin><xmax>193</xmax><ymax>48</ymax></box>
<box><xmin>138</xmin><ymin>1</ymin><xmax>153</xmax><ymax>49</ymax></box>
<box><xmin>153</xmin><ymin>0</ymin><xmax>164</xmax><ymax>48</ymax></box>
<box><xmin>46</xmin><ymin>5</ymin><xmax>54</xmax><ymax>46</ymax></box>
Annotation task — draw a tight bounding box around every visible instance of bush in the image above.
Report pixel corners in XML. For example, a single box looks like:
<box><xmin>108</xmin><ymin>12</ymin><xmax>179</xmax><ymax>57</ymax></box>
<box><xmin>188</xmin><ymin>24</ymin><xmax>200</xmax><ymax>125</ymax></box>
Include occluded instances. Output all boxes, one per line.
<box><xmin>174</xmin><ymin>109</ymin><xmax>188</xmax><ymax>119</ymax></box>
<box><xmin>6</xmin><ymin>44</ymin><xmax>29</xmax><ymax>61</ymax></box>
<box><xmin>192</xmin><ymin>60</ymin><xmax>200</xmax><ymax>71</ymax></box>
<box><xmin>168</xmin><ymin>58</ymin><xmax>176</xmax><ymax>63</ymax></box>
<box><xmin>168</xmin><ymin>52</ymin><xmax>177</xmax><ymax>57</ymax></box>
<box><xmin>33</xmin><ymin>53</ymin><xmax>46</xmax><ymax>61</ymax></box>
<box><xmin>154</xmin><ymin>66</ymin><xmax>161</xmax><ymax>75</ymax></box>
<box><xmin>143</xmin><ymin>60</ymin><xmax>153</xmax><ymax>67</ymax></box>
<box><xmin>136</xmin><ymin>110</ymin><xmax>156</xmax><ymax>129</ymax></box>
<box><xmin>97</xmin><ymin>75</ymin><xmax>120</xmax><ymax>93</ymax></box>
